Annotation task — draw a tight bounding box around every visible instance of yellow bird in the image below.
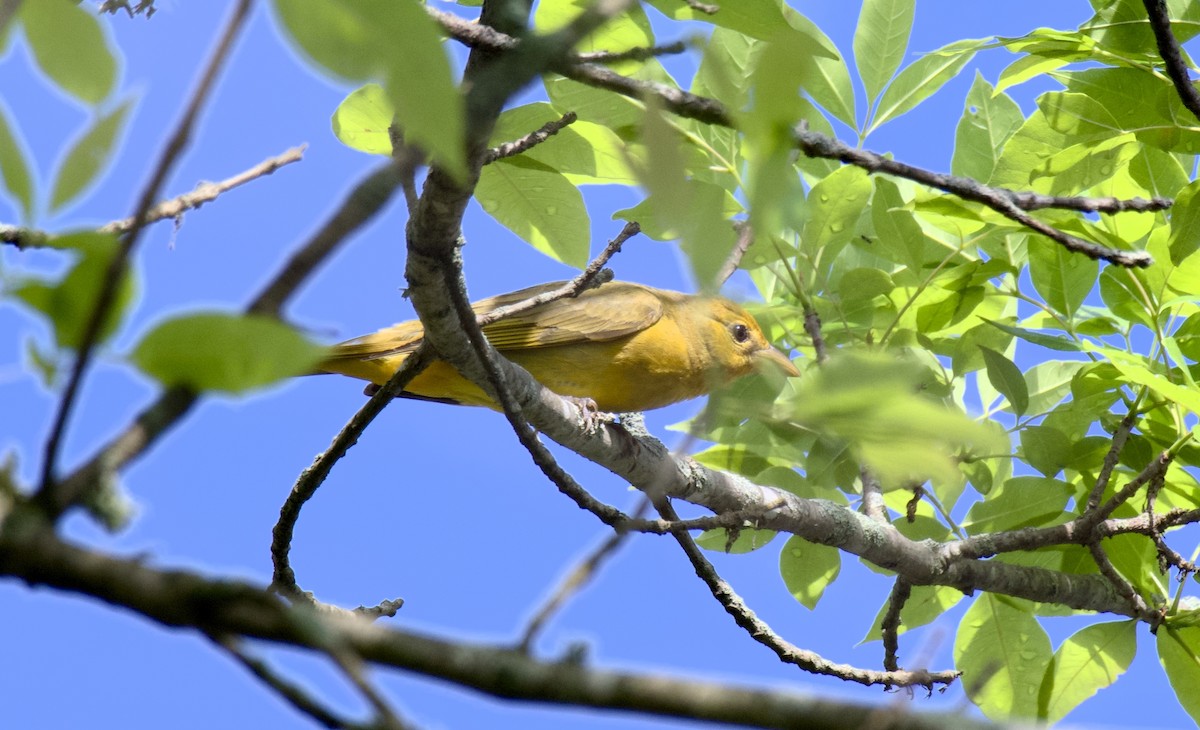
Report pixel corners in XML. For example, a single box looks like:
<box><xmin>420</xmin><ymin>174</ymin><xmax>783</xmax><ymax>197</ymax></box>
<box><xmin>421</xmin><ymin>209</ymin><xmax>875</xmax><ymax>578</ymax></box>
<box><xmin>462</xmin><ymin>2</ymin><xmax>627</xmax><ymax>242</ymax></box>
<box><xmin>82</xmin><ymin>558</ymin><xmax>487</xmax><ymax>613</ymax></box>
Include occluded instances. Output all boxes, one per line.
<box><xmin>320</xmin><ymin>280</ymin><xmax>799</xmax><ymax>412</ymax></box>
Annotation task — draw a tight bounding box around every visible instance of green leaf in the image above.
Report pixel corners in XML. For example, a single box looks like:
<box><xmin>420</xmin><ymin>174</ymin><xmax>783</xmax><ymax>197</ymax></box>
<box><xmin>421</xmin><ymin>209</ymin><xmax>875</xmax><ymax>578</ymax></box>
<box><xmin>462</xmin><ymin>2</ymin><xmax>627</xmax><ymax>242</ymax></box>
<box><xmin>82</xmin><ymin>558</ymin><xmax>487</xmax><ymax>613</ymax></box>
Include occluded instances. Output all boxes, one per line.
<box><xmin>272</xmin><ymin>0</ymin><xmax>464</xmax><ymax>179</ymax></box>
<box><xmin>963</xmin><ymin>476</ymin><xmax>1071</xmax><ymax>533</ymax></box>
<box><xmin>853</xmin><ymin>0</ymin><xmax>914</xmax><ymax>105</ymax></box>
<box><xmin>1019</xmin><ymin>425</ymin><xmax>1071</xmax><ymax>478</ymax></box>
<box><xmin>979</xmin><ymin>346</ymin><xmax>1029</xmax><ymax>416</ymax></box>
<box><xmin>646</xmin><ymin>0</ymin><xmax>814</xmax><ymax>43</ymax></box>
<box><xmin>955</xmin><ymin>594</ymin><xmax>1053</xmax><ymax>721</ymax></box>
<box><xmin>1168</xmin><ymin>179</ymin><xmax>1200</xmax><ymax>266</ymax></box>
<box><xmin>802</xmin><ymin>165</ymin><xmax>872</xmax><ymax>262</ymax></box>
<box><xmin>49</xmin><ymin>100</ymin><xmax>132</xmax><ymax>213</ymax></box>
<box><xmin>783</xmin><ymin>14</ymin><xmax>855</xmax><ymax>128</ymax></box>
<box><xmin>11</xmin><ymin>231</ymin><xmax>135</xmax><ymax>351</ymax></box>
<box><xmin>1158</xmin><ymin>626</ymin><xmax>1200</xmax><ymax>725</ymax></box>
<box><xmin>1088</xmin><ymin>342</ymin><xmax>1200</xmax><ymax>416</ymax></box>
<box><xmin>995</xmin><ymin>53</ymin><xmax>1073</xmax><ymax>97</ymax></box>
<box><xmin>778</xmin><ymin>535</ymin><xmax>840</xmax><ymax>609</ymax></box>
<box><xmin>863</xmin><ymin>585</ymin><xmax>964</xmax><ymax>643</ymax></box>
<box><xmin>20</xmin><ymin>0</ymin><xmax>117</xmax><ymax>105</ymax></box>
<box><xmin>1028</xmin><ymin>241</ymin><xmax>1099</xmax><ymax>321</ymax></box>
<box><xmin>0</xmin><ymin>102</ymin><xmax>36</xmax><ymax>221</ymax></box>
<box><xmin>131</xmin><ymin>313</ymin><xmax>326</xmax><ymax>394</ymax></box>
<box><xmin>1040</xmin><ymin>617</ymin><xmax>1138</xmax><ymax>718</ymax></box>
<box><xmin>982</xmin><ymin>319</ymin><xmax>1080</xmax><ymax>352</ymax></box>
<box><xmin>871</xmin><ymin>177</ymin><xmax>925</xmax><ymax>274</ymax></box>
<box><xmin>475</xmin><ymin>158</ymin><xmax>590</xmax><ymax>269</ymax></box>
<box><xmin>951</xmin><ymin>73</ymin><xmax>1024</xmax><ymax>182</ymax></box>
<box><xmin>869</xmin><ymin>39</ymin><xmax>980</xmax><ymax>134</ymax></box>
<box><xmin>331</xmin><ymin>83</ymin><xmax>394</xmax><ymax>156</ymax></box>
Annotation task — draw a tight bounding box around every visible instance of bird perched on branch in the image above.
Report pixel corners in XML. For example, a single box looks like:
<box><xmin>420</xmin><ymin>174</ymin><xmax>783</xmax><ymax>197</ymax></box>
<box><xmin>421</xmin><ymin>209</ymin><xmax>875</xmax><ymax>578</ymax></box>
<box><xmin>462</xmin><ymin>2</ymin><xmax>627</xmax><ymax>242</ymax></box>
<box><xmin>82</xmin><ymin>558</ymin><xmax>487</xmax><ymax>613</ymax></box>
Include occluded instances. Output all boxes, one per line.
<box><xmin>319</xmin><ymin>280</ymin><xmax>799</xmax><ymax>412</ymax></box>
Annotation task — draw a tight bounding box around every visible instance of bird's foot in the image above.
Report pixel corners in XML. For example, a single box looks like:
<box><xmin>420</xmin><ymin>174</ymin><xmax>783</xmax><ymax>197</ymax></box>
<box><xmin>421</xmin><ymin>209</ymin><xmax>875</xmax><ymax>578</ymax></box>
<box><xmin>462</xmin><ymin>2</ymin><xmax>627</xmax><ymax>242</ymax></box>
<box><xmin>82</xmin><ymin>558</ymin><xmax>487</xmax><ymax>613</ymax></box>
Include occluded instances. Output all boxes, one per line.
<box><xmin>565</xmin><ymin>396</ymin><xmax>613</xmax><ymax>434</ymax></box>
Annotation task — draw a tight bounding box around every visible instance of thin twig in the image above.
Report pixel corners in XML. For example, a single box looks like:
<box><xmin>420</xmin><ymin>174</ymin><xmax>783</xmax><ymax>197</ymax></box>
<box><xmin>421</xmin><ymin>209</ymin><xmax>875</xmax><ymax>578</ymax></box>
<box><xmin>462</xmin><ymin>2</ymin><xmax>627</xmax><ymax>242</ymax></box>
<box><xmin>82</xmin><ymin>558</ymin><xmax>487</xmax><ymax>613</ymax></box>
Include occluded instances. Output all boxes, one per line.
<box><xmin>2</xmin><ymin>146</ymin><xmax>307</xmax><ymax>249</ymax></box>
<box><xmin>271</xmin><ymin>348</ymin><xmax>433</xmax><ymax>597</ymax></box>
<box><xmin>36</xmin><ymin>0</ymin><xmax>253</xmax><ymax>499</ymax></box>
<box><xmin>484</xmin><ymin>111</ymin><xmax>578</xmax><ymax>164</ymax></box>
<box><xmin>1086</xmin><ymin>411</ymin><xmax>1138</xmax><ymax>513</ymax></box>
<box><xmin>1142</xmin><ymin>0</ymin><xmax>1200</xmax><ymax>123</ymax></box>
<box><xmin>326</xmin><ymin>645</ymin><xmax>414</xmax><ymax>730</ymax></box>
<box><xmin>576</xmin><ymin>40</ymin><xmax>690</xmax><ymax>64</ymax></box>
<box><xmin>518</xmin><ymin>496</ymin><xmax>651</xmax><ymax>653</ymax></box>
<box><xmin>714</xmin><ymin>221</ymin><xmax>754</xmax><ymax>285</ymax></box>
<box><xmin>653</xmin><ymin>498</ymin><xmax>958</xmax><ymax>689</ymax></box>
<box><xmin>477</xmin><ymin>221</ymin><xmax>640</xmax><ymax>326</ymax></box>
<box><xmin>44</xmin><ymin>160</ymin><xmax>407</xmax><ymax>520</ymax></box>
<box><xmin>213</xmin><ymin>633</ymin><xmax>366</xmax><ymax>730</ymax></box>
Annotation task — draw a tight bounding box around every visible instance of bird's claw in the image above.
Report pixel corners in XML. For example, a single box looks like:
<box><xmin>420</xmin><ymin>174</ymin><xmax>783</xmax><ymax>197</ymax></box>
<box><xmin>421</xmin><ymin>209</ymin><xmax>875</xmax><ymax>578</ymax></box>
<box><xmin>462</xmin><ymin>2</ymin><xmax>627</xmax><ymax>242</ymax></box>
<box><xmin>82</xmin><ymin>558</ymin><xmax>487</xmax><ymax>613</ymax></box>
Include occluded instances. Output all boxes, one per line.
<box><xmin>566</xmin><ymin>396</ymin><xmax>613</xmax><ymax>433</ymax></box>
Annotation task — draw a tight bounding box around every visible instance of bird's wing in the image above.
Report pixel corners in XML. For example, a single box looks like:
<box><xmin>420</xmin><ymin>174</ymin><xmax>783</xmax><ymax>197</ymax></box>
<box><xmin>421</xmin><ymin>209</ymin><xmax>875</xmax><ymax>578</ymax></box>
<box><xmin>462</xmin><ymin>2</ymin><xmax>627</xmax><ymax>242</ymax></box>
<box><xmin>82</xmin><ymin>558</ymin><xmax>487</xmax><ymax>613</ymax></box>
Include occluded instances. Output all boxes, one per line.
<box><xmin>327</xmin><ymin>281</ymin><xmax>669</xmax><ymax>361</ymax></box>
<box><xmin>482</xmin><ymin>282</ymin><xmax>666</xmax><ymax>350</ymax></box>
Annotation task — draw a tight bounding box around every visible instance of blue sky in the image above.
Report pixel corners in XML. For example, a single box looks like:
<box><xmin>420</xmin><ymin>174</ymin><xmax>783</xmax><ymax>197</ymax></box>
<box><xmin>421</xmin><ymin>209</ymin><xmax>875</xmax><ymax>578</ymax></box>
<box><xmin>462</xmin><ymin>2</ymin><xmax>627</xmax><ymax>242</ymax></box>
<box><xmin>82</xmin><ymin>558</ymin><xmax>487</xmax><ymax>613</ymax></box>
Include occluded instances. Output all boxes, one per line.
<box><xmin>0</xmin><ymin>2</ymin><xmax>1193</xmax><ymax>728</ymax></box>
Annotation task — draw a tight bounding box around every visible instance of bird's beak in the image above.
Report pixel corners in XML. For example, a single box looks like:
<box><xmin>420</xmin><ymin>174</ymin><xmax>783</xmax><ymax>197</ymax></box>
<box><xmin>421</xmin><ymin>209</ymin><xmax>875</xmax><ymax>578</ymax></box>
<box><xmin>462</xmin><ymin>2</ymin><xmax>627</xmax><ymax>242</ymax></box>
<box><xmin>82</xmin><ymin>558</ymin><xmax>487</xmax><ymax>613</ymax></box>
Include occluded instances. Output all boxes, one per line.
<box><xmin>756</xmin><ymin>347</ymin><xmax>800</xmax><ymax>377</ymax></box>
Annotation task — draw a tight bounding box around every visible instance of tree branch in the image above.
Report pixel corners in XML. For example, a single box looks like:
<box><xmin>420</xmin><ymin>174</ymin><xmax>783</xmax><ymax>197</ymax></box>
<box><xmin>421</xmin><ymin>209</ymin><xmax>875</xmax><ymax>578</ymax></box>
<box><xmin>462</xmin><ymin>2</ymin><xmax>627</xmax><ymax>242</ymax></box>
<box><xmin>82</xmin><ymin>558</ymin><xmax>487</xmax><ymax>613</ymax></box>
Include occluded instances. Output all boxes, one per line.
<box><xmin>1142</xmin><ymin>0</ymin><xmax>1200</xmax><ymax>123</ymax></box>
<box><xmin>1</xmin><ymin>146</ymin><xmax>306</xmax><ymax>250</ymax></box>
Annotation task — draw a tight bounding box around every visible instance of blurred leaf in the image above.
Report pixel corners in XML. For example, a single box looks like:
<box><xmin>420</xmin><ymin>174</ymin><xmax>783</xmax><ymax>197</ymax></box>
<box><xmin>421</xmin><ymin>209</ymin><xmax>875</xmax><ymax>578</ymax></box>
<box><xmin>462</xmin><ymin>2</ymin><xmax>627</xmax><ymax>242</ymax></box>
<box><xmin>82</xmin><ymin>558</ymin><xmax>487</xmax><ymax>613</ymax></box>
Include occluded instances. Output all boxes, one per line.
<box><xmin>11</xmin><ymin>231</ymin><xmax>134</xmax><ymax>351</ymax></box>
<box><xmin>0</xmin><ymin>103</ymin><xmax>35</xmax><ymax>222</ymax></box>
<box><xmin>273</xmin><ymin>0</ymin><xmax>464</xmax><ymax>179</ymax></box>
<box><xmin>955</xmin><ymin>594</ymin><xmax>1053</xmax><ymax>721</ymax></box>
<box><xmin>476</xmin><ymin>157</ymin><xmax>590</xmax><ymax>269</ymax></box>
<box><xmin>783</xmin><ymin>13</ymin><xmax>855</xmax><ymax>128</ymax></box>
<box><xmin>980</xmin><ymin>346</ymin><xmax>1028</xmax><ymax>416</ymax></box>
<box><xmin>20</xmin><ymin>0</ymin><xmax>117</xmax><ymax>105</ymax></box>
<box><xmin>779</xmin><ymin>535</ymin><xmax>840</xmax><ymax>609</ymax></box>
<box><xmin>131</xmin><ymin>312</ymin><xmax>326</xmax><ymax>394</ymax></box>
<box><xmin>853</xmin><ymin>0</ymin><xmax>914</xmax><ymax>105</ymax></box>
<box><xmin>49</xmin><ymin>100</ymin><xmax>132</xmax><ymax>213</ymax></box>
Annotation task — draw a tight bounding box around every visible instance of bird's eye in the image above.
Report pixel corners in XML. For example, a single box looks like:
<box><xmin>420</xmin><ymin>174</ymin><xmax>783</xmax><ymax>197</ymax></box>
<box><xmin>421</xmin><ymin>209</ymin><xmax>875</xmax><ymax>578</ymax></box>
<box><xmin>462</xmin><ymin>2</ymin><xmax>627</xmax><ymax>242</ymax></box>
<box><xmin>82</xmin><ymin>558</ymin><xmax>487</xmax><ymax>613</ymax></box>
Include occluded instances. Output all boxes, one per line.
<box><xmin>731</xmin><ymin>323</ymin><xmax>750</xmax><ymax>343</ymax></box>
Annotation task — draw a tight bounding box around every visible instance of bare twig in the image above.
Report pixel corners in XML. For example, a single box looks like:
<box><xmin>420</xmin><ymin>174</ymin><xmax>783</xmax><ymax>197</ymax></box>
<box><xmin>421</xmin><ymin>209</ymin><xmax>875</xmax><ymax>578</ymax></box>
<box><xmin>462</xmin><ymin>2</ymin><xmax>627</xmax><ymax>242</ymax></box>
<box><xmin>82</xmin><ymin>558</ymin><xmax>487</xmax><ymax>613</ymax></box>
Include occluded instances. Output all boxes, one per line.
<box><xmin>477</xmin><ymin>221</ymin><xmax>640</xmax><ymax>326</ymax></box>
<box><xmin>683</xmin><ymin>0</ymin><xmax>720</xmax><ymax>15</ymax></box>
<box><xmin>1087</xmin><ymin>540</ymin><xmax>1157</xmax><ymax>622</ymax></box>
<box><xmin>1086</xmin><ymin>411</ymin><xmax>1138</xmax><ymax>513</ymax></box>
<box><xmin>518</xmin><ymin>496</ymin><xmax>651</xmax><ymax>653</ymax></box>
<box><xmin>44</xmin><ymin>160</ymin><xmax>408</xmax><ymax>520</ymax></box>
<box><xmin>36</xmin><ymin>0</ymin><xmax>254</xmax><ymax>500</ymax></box>
<box><xmin>271</xmin><ymin>348</ymin><xmax>433</xmax><ymax>597</ymax></box>
<box><xmin>577</xmin><ymin>40</ymin><xmax>690</xmax><ymax>64</ymax></box>
<box><xmin>213</xmin><ymin>634</ymin><xmax>367</xmax><ymax>730</ymax></box>
<box><xmin>881</xmin><ymin>578</ymin><xmax>913</xmax><ymax>674</ymax></box>
<box><xmin>484</xmin><ymin>111</ymin><xmax>578</xmax><ymax>164</ymax></box>
<box><xmin>654</xmin><ymin>498</ymin><xmax>958</xmax><ymax>689</ymax></box>
<box><xmin>714</xmin><ymin>221</ymin><xmax>755</xmax><ymax>285</ymax></box>
<box><xmin>1142</xmin><ymin>0</ymin><xmax>1200</xmax><ymax>123</ymax></box>
<box><xmin>326</xmin><ymin>645</ymin><xmax>414</xmax><ymax>730</ymax></box>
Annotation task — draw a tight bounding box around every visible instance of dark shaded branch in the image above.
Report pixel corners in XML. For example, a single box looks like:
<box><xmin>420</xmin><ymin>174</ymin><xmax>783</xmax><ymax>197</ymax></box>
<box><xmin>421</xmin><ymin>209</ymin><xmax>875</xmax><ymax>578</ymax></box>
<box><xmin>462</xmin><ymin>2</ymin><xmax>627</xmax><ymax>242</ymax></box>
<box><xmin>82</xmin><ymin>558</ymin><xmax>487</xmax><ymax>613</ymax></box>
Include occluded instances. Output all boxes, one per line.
<box><xmin>654</xmin><ymin>498</ymin><xmax>958</xmax><ymax>689</ymax></box>
<box><xmin>881</xmin><ymin>579</ymin><xmax>912</xmax><ymax>674</ymax></box>
<box><xmin>577</xmin><ymin>40</ymin><xmax>690</xmax><ymax>64</ymax></box>
<box><xmin>1142</xmin><ymin>0</ymin><xmax>1200</xmax><ymax>123</ymax></box>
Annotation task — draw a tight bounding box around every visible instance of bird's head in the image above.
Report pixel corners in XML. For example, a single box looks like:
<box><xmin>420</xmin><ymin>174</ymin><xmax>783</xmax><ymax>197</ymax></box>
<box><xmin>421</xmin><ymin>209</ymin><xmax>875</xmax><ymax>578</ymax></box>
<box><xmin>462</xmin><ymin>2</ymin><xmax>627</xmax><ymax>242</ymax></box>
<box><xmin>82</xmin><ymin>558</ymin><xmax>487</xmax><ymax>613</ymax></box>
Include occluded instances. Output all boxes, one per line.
<box><xmin>699</xmin><ymin>298</ymin><xmax>800</xmax><ymax>381</ymax></box>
